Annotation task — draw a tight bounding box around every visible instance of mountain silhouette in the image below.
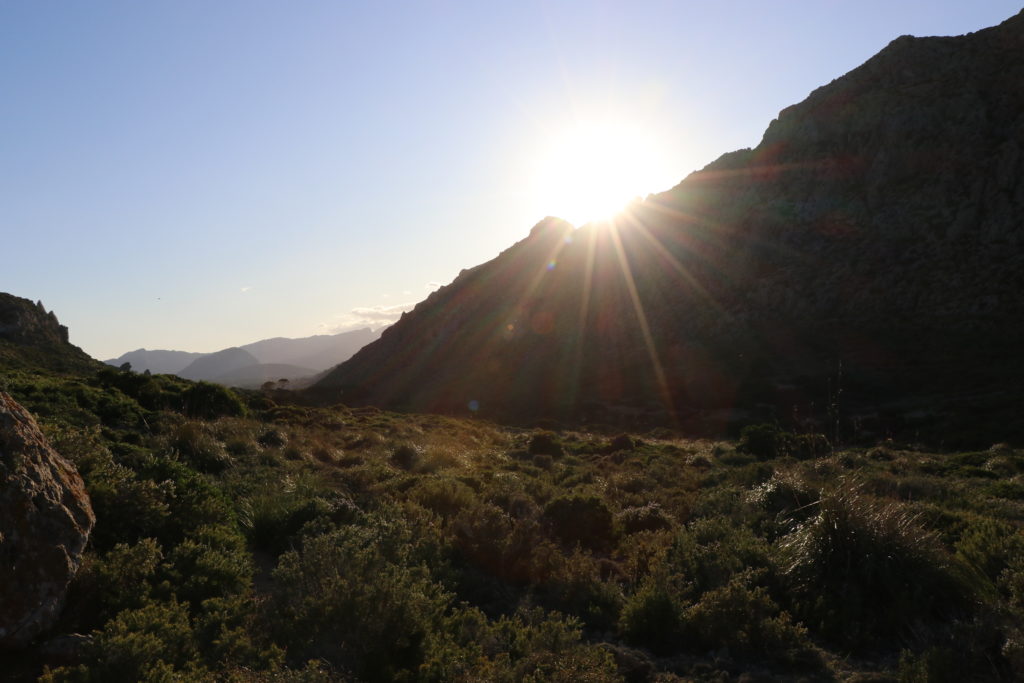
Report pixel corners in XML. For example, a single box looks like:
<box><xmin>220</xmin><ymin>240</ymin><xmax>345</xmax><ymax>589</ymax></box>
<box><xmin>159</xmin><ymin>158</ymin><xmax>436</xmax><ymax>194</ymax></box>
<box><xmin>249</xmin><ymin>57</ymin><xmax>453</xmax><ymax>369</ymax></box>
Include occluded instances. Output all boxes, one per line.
<box><xmin>0</xmin><ymin>293</ymin><xmax>98</xmax><ymax>374</ymax></box>
<box><xmin>105</xmin><ymin>348</ymin><xmax>205</xmax><ymax>375</ymax></box>
<box><xmin>105</xmin><ymin>328</ymin><xmax>380</xmax><ymax>387</ymax></box>
<box><xmin>315</xmin><ymin>11</ymin><xmax>1024</xmax><ymax>442</ymax></box>
<box><xmin>177</xmin><ymin>347</ymin><xmax>260</xmax><ymax>382</ymax></box>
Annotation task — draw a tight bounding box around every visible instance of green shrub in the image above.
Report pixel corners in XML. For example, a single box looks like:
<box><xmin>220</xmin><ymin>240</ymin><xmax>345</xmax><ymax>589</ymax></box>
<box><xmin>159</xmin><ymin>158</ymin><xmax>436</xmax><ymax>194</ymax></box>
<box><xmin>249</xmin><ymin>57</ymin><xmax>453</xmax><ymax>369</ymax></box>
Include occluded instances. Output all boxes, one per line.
<box><xmin>746</xmin><ymin>472</ymin><xmax>817</xmax><ymax>536</ymax></box>
<box><xmin>257</xmin><ymin>428</ymin><xmax>288</xmax><ymax>449</ymax></box>
<box><xmin>607</xmin><ymin>434</ymin><xmax>637</xmax><ymax>452</ymax></box>
<box><xmin>410</xmin><ymin>477</ymin><xmax>478</xmax><ymax>518</ymax></box>
<box><xmin>737</xmin><ymin>424</ymin><xmax>829</xmax><ymax>460</ymax></box>
<box><xmin>619</xmin><ymin>573</ymin><xmax>683</xmax><ymax>655</ymax></box>
<box><xmin>669</xmin><ymin>518</ymin><xmax>773</xmax><ymax>598</ymax></box>
<box><xmin>529</xmin><ymin>431</ymin><xmax>564</xmax><ymax>457</ymax></box>
<box><xmin>183</xmin><ymin>381</ymin><xmax>245</xmax><ymax>420</ymax></box>
<box><xmin>391</xmin><ymin>442</ymin><xmax>421</xmax><ymax>470</ymax></box>
<box><xmin>69</xmin><ymin>539</ymin><xmax>164</xmax><ymax>630</ymax></box>
<box><xmin>791</xmin><ymin>433</ymin><xmax>830</xmax><ymax>459</ymax></box>
<box><xmin>164</xmin><ymin>524</ymin><xmax>253</xmax><ymax>606</ymax></box>
<box><xmin>542</xmin><ymin>494</ymin><xmax>614</xmax><ymax>551</ymax></box>
<box><xmin>424</xmin><ymin>606</ymin><xmax>620</xmax><ymax>682</ymax></box>
<box><xmin>269</xmin><ymin>522</ymin><xmax>449</xmax><ymax>680</ymax></box>
<box><xmin>538</xmin><ymin>547</ymin><xmax>624</xmax><ymax>630</ymax></box>
<box><xmin>681</xmin><ymin>570</ymin><xmax>811</xmax><ymax>663</ymax></box>
<box><xmin>738</xmin><ymin>423</ymin><xmax>786</xmax><ymax>460</ymax></box>
<box><xmin>617</xmin><ymin>503</ymin><xmax>673</xmax><ymax>535</ymax></box>
<box><xmin>779</xmin><ymin>482</ymin><xmax>977</xmax><ymax>649</ymax></box>
<box><xmin>955</xmin><ymin>517</ymin><xmax>1024</xmax><ymax>593</ymax></box>
<box><xmin>171</xmin><ymin>422</ymin><xmax>232</xmax><ymax>473</ymax></box>
<box><xmin>237</xmin><ymin>474</ymin><xmax>344</xmax><ymax>555</ymax></box>
<box><xmin>88</xmin><ymin>599</ymin><xmax>201</xmax><ymax>681</ymax></box>
<box><xmin>67</xmin><ymin>444</ymin><xmax>173</xmax><ymax>551</ymax></box>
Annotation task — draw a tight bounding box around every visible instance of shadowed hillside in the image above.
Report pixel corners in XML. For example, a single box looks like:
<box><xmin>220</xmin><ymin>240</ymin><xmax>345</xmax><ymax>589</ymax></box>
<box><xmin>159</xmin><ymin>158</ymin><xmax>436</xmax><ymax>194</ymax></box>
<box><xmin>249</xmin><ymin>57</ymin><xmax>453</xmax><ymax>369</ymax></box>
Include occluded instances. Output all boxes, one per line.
<box><xmin>315</xmin><ymin>11</ymin><xmax>1024</xmax><ymax>444</ymax></box>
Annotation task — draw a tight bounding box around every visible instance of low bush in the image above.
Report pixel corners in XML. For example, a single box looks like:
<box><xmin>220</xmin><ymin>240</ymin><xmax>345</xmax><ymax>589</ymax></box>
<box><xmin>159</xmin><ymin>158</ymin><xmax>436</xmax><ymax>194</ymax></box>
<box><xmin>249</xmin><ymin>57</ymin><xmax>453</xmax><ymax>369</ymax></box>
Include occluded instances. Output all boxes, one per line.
<box><xmin>269</xmin><ymin>522</ymin><xmax>450</xmax><ymax>680</ymax></box>
<box><xmin>528</xmin><ymin>431</ymin><xmax>564</xmax><ymax>457</ymax></box>
<box><xmin>738</xmin><ymin>423</ymin><xmax>786</xmax><ymax>460</ymax></box>
<box><xmin>171</xmin><ymin>422</ymin><xmax>232</xmax><ymax>474</ymax></box>
<box><xmin>542</xmin><ymin>493</ymin><xmax>615</xmax><ymax>551</ymax></box>
<box><xmin>779</xmin><ymin>481</ymin><xmax>978</xmax><ymax>649</ymax></box>
<box><xmin>617</xmin><ymin>503</ymin><xmax>674</xmax><ymax>535</ymax></box>
<box><xmin>391</xmin><ymin>442</ymin><xmax>422</xmax><ymax>470</ymax></box>
<box><xmin>618</xmin><ymin>572</ymin><xmax>683</xmax><ymax>655</ymax></box>
<box><xmin>183</xmin><ymin>381</ymin><xmax>245</xmax><ymax>420</ymax></box>
<box><xmin>681</xmin><ymin>570</ymin><xmax>813</xmax><ymax>664</ymax></box>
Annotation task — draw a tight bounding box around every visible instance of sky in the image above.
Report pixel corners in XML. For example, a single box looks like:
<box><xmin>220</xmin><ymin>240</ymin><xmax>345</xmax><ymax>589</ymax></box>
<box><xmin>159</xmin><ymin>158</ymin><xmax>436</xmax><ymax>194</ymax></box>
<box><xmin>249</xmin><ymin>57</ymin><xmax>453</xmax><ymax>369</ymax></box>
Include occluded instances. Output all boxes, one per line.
<box><xmin>2</xmin><ymin>1</ymin><xmax>1020</xmax><ymax>360</ymax></box>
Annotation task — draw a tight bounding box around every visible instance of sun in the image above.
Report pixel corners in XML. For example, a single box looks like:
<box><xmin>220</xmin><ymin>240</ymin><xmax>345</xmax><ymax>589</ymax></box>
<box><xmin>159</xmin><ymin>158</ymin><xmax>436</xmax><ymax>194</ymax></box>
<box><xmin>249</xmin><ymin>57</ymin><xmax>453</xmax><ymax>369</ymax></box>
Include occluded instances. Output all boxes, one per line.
<box><xmin>529</xmin><ymin>119</ymin><xmax>672</xmax><ymax>226</ymax></box>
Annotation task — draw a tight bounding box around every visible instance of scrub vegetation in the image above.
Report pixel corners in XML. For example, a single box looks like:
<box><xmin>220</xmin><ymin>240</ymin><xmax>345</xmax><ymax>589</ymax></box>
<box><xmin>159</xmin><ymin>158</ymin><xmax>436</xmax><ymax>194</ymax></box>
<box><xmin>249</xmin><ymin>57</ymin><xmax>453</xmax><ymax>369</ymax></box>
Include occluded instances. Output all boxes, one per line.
<box><xmin>3</xmin><ymin>364</ymin><xmax>1024</xmax><ymax>681</ymax></box>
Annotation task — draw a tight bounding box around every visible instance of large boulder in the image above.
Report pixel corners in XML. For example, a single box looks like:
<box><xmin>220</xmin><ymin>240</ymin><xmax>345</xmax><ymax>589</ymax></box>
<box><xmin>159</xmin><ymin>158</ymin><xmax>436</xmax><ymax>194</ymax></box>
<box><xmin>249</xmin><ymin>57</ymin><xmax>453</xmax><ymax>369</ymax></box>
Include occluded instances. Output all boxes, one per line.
<box><xmin>0</xmin><ymin>392</ymin><xmax>94</xmax><ymax>649</ymax></box>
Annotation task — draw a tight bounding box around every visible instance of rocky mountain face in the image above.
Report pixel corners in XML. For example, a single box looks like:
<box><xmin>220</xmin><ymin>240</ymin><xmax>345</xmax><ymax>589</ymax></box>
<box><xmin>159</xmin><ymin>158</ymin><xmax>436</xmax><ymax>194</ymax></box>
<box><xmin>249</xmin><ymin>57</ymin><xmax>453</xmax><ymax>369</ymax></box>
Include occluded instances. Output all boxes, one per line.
<box><xmin>0</xmin><ymin>294</ymin><xmax>98</xmax><ymax>374</ymax></box>
<box><xmin>0</xmin><ymin>392</ymin><xmax>94</xmax><ymax>649</ymax></box>
<box><xmin>315</xmin><ymin>11</ymin><xmax>1024</xmax><ymax>443</ymax></box>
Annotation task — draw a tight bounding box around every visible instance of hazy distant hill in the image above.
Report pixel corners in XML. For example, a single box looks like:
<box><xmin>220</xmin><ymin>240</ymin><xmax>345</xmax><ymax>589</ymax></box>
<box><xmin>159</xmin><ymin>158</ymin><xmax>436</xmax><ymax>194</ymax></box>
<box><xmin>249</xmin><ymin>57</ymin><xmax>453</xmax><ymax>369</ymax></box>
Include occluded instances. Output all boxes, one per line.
<box><xmin>104</xmin><ymin>348</ymin><xmax>204</xmax><ymax>375</ymax></box>
<box><xmin>0</xmin><ymin>293</ymin><xmax>99</xmax><ymax>374</ymax></box>
<box><xmin>177</xmin><ymin>347</ymin><xmax>259</xmax><ymax>382</ymax></box>
<box><xmin>315</xmin><ymin>11</ymin><xmax>1024</xmax><ymax>443</ymax></box>
<box><xmin>105</xmin><ymin>327</ymin><xmax>381</xmax><ymax>388</ymax></box>
<box><xmin>240</xmin><ymin>328</ymin><xmax>378</xmax><ymax>371</ymax></box>
<box><xmin>211</xmin><ymin>363</ymin><xmax>319</xmax><ymax>389</ymax></box>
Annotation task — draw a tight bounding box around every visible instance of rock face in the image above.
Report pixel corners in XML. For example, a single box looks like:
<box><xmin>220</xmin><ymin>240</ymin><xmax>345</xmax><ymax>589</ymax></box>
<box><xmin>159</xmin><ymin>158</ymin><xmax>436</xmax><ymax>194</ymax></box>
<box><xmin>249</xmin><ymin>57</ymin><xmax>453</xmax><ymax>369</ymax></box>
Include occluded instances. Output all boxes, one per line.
<box><xmin>0</xmin><ymin>293</ymin><xmax>98</xmax><ymax>374</ymax></box>
<box><xmin>0</xmin><ymin>392</ymin><xmax>95</xmax><ymax>649</ymax></box>
<box><xmin>0</xmin><ymin>295</ymin><xmax>69</xmax><ymax>347</ymax></box>
<box><xmin>315</xmin><ymin>11</ymin><xmax>1024</xmax><ymax>442</ymax></box>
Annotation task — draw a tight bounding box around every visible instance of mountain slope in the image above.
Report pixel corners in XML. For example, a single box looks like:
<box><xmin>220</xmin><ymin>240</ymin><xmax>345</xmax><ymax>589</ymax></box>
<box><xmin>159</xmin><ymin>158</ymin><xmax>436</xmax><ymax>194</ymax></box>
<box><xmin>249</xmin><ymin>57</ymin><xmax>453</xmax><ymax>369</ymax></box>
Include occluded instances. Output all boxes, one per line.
<box><xmin>103</xmin><ymin>348</ymin><xmax>204</xmax><ymax>375</ymax></box>
<box><xmin>0</xmin><ymin>293</ymin><xmax>99</xmax><ymax>374</ymax></box>
<box><xmin>315</xmin><ymin>11</ymin><xmax>1024</xmax><ymax>441</ymax></box>
<box><xmin>239</xmin><ymin>328</ymin><xmax>379</xmax><ymax>370</ymax></box>
<box><xmin>177</xmin><ymin>347</ymin><xmax>259</xmax><ymax>382</ymax></box>
<box><xmin>211</xmin><ymin>363</ymin><xmax>318</xmax><ymax>389</ymax></box>
<box><xmin>105</xmin><ymin>328</ymin><xmax>381</xmax><ymax>381</ymax></box>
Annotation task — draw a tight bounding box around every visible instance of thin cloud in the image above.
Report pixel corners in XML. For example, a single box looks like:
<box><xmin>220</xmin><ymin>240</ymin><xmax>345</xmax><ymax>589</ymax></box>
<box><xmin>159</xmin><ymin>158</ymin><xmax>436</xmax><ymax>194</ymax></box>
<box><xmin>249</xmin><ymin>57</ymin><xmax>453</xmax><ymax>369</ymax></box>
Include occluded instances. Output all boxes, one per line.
<box><xmin>322</xmin><ymin>302</ymin><xmax>417</xmax><ymax>333</ymax></box>
<box><xmin>240</xmin><ymin>286</ymin><xmax>253</xmax><ymax>293</ymax></box>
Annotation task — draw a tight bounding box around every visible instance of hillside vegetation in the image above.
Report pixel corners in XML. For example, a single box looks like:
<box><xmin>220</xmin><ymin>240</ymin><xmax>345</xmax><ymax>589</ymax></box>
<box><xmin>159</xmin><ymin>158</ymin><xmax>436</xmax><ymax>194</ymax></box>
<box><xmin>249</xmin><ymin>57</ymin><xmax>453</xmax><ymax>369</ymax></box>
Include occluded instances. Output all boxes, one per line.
<box><xmin>3</xmin><ymin>362</ymin><xmax>1023</xmax><ymax>681</ymax></box>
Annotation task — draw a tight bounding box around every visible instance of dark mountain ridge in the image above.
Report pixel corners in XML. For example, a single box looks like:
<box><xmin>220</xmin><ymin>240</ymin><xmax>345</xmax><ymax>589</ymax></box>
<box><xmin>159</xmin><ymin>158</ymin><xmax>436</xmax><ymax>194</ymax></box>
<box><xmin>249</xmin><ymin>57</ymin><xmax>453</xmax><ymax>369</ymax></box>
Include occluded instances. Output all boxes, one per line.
<box><xmin>0</xmin><ymin>293</ymin><xmax>98</xmax><ymax>374</ymax></box>
<box><xmin>315</xmin><ymin>11</ymin><xmax>1024</xmax><ymax>444</ymax></box>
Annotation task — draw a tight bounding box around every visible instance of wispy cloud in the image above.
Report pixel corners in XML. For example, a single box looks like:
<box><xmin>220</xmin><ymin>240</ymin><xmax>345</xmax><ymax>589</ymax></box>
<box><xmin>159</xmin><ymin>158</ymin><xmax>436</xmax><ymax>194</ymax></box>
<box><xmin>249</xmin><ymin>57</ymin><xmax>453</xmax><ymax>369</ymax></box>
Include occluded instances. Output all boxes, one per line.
<box><xmin>240</xmin><ymin>286</ymin><xmax>253</xmax><ymax>293</ymax></box>
<box><xmin>321</xmin><ymin>302</ymin><xmax>417</xmax><ymax>333</ymax></box>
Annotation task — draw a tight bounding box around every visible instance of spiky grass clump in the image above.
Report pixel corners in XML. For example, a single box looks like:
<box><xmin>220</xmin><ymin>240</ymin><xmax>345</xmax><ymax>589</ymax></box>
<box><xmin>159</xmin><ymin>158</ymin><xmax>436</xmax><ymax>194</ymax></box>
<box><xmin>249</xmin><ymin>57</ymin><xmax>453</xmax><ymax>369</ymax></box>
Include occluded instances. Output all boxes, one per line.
<box><xmin>779</xmin><ymin>479</ymin><xmax>977</xmax><ymax>649</ymax></box>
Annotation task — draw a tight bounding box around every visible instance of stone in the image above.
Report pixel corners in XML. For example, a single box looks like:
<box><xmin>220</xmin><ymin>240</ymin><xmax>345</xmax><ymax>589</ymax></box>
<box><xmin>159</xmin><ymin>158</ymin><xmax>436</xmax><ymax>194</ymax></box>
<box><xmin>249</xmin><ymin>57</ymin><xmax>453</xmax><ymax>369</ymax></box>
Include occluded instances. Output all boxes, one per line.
<box><xmin>0</xmin><ymin>392</ymin><xmax>94</xmax><ymax>649</ymax></box>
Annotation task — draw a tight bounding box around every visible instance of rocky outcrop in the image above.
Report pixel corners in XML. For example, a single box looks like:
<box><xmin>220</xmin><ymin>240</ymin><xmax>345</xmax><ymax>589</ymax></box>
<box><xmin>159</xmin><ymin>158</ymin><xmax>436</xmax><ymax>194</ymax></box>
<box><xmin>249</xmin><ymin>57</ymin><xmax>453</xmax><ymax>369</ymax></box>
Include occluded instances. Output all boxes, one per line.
<box><xmin>0</xmin><ymin>293</ymin><xmax>98</xmax><ymax>373</ymax></box>
<box><xmin>0</xmin><ymin>295</ymin><xmax>69</xmax><ymax>346</ymax></box>
<box><xmin>315</xmin><ymin>12</ymin><xmax>1024</xmax><ymax>442</ymax></box>
<box><xmin>0</xmin><ymin>392</ymin><xmax>95</xmax><ymax>649</ymax></box>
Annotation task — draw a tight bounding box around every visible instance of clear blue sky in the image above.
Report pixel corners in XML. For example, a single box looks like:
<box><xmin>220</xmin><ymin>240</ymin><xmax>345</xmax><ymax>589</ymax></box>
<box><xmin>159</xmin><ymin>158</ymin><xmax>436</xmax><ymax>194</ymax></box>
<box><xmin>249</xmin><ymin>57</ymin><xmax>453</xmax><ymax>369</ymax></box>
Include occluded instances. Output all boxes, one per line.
<box><xmin>2</xmin><ymin>1</ymin><xmax>1019</xmax><ymax>359</ymax></box>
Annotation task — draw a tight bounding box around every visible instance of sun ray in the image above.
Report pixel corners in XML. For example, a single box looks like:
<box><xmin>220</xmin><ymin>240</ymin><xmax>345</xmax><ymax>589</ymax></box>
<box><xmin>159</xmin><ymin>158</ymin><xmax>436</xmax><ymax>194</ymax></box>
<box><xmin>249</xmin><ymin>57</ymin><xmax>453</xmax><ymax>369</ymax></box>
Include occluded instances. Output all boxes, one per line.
<box><xmin>618</xmin><ymin>206</ymin><xmax>724</xmax><ymax>315</ymax></box>
<box><xmin>607</xmin><ymin>217</ymin><xmax>676</xmax><ymax>420</ymax></box>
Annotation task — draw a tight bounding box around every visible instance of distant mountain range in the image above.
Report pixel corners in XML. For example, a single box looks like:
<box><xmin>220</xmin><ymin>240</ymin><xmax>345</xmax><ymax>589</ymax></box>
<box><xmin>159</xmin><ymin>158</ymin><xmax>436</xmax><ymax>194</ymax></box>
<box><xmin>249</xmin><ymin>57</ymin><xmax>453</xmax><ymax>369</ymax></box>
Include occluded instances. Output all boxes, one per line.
<box><xmin>106</xmin><ymin>328</ymin><xmax>380</xmax><ymax>388</ymax></box>
<box><xmin>315</xmin><ymin>11</ymin><xmax>1024</xmax><ymax>444</ymax></box>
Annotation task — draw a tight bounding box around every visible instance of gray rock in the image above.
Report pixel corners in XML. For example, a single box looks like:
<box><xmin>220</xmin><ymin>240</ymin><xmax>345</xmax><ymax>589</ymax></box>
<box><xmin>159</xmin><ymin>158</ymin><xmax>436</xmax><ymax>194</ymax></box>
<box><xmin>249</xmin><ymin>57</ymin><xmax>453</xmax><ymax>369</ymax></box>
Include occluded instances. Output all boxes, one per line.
<box><xmin>0</xmin><ymin>392</ymin><xmax>94</xmax><ymax>649</ymax></box>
